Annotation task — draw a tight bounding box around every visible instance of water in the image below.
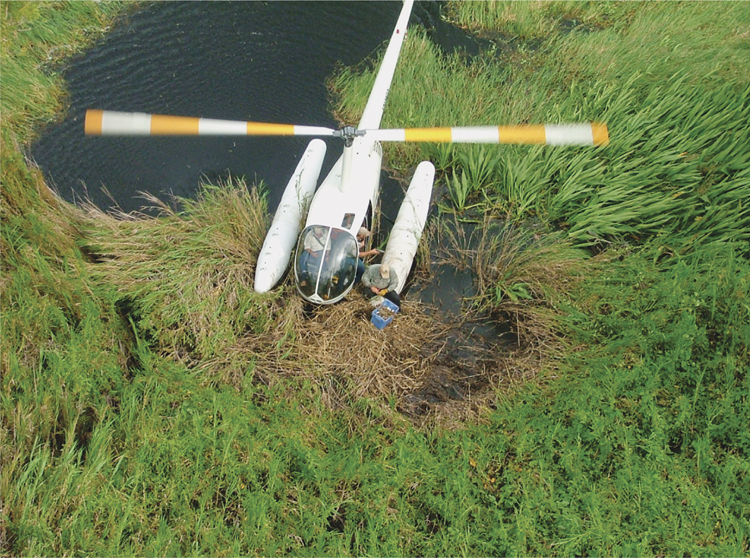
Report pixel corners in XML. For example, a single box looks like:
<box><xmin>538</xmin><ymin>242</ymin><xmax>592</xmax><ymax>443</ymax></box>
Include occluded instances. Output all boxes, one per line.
<box><xmin>31</xmin><ymin>1</ymin><xmax>407</xmax><ymax>213</ymax></box>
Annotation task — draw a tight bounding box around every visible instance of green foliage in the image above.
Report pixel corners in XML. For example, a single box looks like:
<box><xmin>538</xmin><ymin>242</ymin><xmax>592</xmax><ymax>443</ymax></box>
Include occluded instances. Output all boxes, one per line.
<box><xmin>563</xmin><ymin>246</ymin><xmax>750</xmax><ymax>464</ymax></box>
<box><xmin>4</xmin><ymin>1</ymin><xmax>750</xmax><ymax>556</ymax></box>
<box><xmin>538</xmin><ymin>244</ymin><xmax>750</xmax><ymax>554</ymax></box>
<box><xmin>0</xmin><ymin>0</ymin><xmax>127</xmax><ymax>147</ymax></box>
<box><xmin>80</xmin><ymin>178</ymin><xmax>276</xmax><ymax>365</ymax></box>
<box><xmin>440</xmin><ymin>146</ymin><xmax>504</xmax><ymax>212</ymax></box>
<box><xmin>335</xmin><ymin>2</ymin><xmax>750</xmax><ymax>249</ymax></box>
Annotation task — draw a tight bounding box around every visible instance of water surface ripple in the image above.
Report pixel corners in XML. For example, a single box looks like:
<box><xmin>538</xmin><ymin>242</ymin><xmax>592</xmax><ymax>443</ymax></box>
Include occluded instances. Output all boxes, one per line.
<box><xmin>32</xmin><ymin>1</ymin><xmax>404</xmax><ymax>213</ymax></box>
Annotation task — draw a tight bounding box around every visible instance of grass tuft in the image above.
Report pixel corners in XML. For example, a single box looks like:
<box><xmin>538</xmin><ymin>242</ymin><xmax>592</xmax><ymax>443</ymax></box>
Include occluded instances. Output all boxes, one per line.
<box><xmin>80</xmin><ymin>177</ymin><xmax>274</xmax><ymax>365</ymax></box>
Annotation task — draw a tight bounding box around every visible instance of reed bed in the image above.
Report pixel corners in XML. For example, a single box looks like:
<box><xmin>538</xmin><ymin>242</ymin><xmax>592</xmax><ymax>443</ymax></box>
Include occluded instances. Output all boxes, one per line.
<box><xmin>2</xmin><ymin>3</ymin><xmax>133</xmax><ymax>507</ymax></box>
<box><xmin>80</xmin><ymin>178</ymin><xmax>274</xmax><ymax>364</ymax></box>
<box><xmin>0</xmin><ymin>1</ymin><xmax>126</xmax><ymax>148</ymax></box>
<box><xmin>446</xmin><ymin>1</ymin><xmax>750</xmax><ymax>86</ymax></box>
<box><xmin>431</xmin><ymin>214</ymin><xmax>592</xmax><ymax>356</ymax></box>
<box><xmin>332</xmin><ymin>4</ymin><xmax>750</xmax><ymax>252</ymax></box>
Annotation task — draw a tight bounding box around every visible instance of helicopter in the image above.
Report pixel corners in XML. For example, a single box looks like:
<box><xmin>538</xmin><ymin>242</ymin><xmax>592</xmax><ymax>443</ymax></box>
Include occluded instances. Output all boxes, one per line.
<box><xmin>84</xmin><ymin>0</ymin><xmax>608</xmax><ymax>306</ymax></box>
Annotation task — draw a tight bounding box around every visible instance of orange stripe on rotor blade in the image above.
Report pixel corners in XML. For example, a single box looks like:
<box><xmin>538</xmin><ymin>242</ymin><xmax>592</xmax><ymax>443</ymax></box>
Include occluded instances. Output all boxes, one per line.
<box><xmin>498</xmin><ymin>125</ymin><xmax>547</xmax><ymax>144</ymax></box>
<box><xmin>150</xmin><ymin>115</ymin><xmax>200</xmax><ymax>135</ymax></box>
<box><xmin>247</xmin><ymin>123</ymin><xmax>296</xmax><ymax>135</ymax></box>
<box><xmin>592</xmin><ymin>122</ymin><xmax>609</xmax><ymax>146</ymax></box>
<box><xmin>404</xmin><ymin>127</ymin><xmax>453</xmax><ymax>142</ymax></box>
<box><xmin>84</xmin><ymin>109</ymin><xmax>103</xmax><ymax>135</ymax></box>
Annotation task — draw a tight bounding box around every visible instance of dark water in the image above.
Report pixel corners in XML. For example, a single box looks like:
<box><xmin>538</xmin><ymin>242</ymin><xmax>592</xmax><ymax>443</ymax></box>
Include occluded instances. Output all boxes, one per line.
<box><xmin>31</xmin><ymin>1</ymin><xmax>488</xmax><ymax>214</ymax></box>
<box><xmin>32</xmin><ymin>1</ymin><xmax>410</xmax><ymax>213</ymax></box>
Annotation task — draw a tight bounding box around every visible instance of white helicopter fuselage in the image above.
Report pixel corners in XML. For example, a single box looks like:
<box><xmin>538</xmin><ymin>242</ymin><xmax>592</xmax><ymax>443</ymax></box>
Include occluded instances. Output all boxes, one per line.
<box><xmin>305</xmin><ymin>138</ymin><xmax>383</xmax><ymax>234</ymax></box>
<box><xmin>259</xmin><ymin>0</ymin><xmax>419</xmax><ymax>304</ymax></box>
<box><xmin>307</xmin><ymin>0</ymin><xmax>414</xmax><ymax>235</ymax></box>
<box><xmin>286</xmin><ymin>137</ymin><xmax>386</xmax><ymax>304</ymax></box>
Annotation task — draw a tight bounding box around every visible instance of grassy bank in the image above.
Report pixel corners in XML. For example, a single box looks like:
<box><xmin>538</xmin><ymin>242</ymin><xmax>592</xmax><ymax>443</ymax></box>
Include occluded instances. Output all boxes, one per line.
<box><xmin>332</xmin><ymin>0</ymin><xmax>750</xmax><ymax>364</ymax></box>
<box><xmin>3</xmin><ymin>1</ymin><xmax>749</xmax><ymax>556</ymax></box>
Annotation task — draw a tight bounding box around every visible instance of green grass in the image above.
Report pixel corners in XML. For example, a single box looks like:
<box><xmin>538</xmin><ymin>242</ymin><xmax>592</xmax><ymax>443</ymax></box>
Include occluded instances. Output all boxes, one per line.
<box><xmin>80</xmin><ymin>179</ymin><xmax>276</xmax><ymax>369</ymax></box>
<box><xmin>332</xmin><ymin>3</ymin><xmax>750</xmax><ymax>250</ymax></box>
<box><xmin>3</xmin><ymin>1</ymin><xmax>750</xmax><ymax>556</ymax></box>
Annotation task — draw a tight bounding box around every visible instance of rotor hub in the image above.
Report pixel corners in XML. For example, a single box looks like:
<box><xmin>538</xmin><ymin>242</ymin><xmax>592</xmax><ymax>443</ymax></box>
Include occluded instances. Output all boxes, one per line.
<box><xmin>334</xmin><ymin>125</ymin><xmax>365</xmax><ymax>147</ymax></box>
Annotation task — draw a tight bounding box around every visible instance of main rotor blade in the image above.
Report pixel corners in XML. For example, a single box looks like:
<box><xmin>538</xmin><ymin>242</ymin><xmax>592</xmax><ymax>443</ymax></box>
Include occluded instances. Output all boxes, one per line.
<box><xmin>365</xmin><ymin>123</ymin><xmax>609</xmax><ymax>146</ymax></box>
<box><xmin>84</xmin><ymin>110</ymin><xmax>337</xmax><ymax>137</ymax></box>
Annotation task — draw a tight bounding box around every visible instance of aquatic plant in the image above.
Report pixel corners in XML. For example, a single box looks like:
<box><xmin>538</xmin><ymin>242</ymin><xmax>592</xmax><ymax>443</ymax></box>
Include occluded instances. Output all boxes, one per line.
<box><xmin>80</xmin><ymin>178</ymin><xmax>273</xmax><ymax>366</ymax></box>
<box><xmin>334</xmin><ymin>3</ymin><xmax>750</xmax><ymax>251</ymax></box>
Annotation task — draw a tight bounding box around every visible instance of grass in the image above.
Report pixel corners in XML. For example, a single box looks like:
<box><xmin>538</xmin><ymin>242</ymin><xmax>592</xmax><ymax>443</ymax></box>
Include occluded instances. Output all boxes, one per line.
<box><xmin>80</xmin><ymin>178</ymin><xmax>274</xmax><ymax>368</ymax></box>
<box><xmin>3</xmin><ymin>1</ymin><xmax>750</xmax><ymax>556</ymax></box>
<box><xmin>332</xmin><ymin>4</ymin><xmax>750</xmax><ymax>250</ymax></box>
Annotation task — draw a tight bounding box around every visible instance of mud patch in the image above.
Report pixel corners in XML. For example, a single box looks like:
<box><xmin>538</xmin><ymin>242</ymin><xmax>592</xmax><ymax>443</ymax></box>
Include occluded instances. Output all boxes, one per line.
<box><xmin>400</xmin><ymin>357</ymin><xmax>490</xmax><ymax>417</ymax></box>
<box><xmin>216</xmin><ymin>287</ymin><xmax>521</xmax><ymax>426</ymax></box>
<box><xmin>395</xmin><ymin>300</ymin><xmax>513</xmax><ymax>423</ymax></box>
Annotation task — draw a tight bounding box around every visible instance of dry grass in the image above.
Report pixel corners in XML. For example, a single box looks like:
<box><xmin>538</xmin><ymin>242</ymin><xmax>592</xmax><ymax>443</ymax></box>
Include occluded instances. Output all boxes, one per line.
<box><xmin>79</xmin><ymin>177</ymin><xmax>272</xmax><ymax>364</ymax></box>
<box><xmin>209</xmin><ymin>296</ymin><xmax>457</xmax><ymax>406</ymax></box>
<box><xmin>196</xmin><ymin>278</ymin><xmax>551</xmax><ymax>427</ymax></box>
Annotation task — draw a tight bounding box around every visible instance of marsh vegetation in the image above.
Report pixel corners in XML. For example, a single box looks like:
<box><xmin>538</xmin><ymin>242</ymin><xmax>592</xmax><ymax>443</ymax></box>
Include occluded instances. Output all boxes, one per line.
<box><xmin>2</xmin><ymin>1</ymin><xmax>749</xmax><ymax>555</ymax></box>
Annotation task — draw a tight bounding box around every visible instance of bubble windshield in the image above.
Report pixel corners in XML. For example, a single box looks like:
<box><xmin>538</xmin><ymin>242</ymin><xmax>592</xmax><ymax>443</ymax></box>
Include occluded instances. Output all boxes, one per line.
<box><xmin>295</xmin><ymin>226</ymin><xmax>358</xmax><ymax>304</ymax></box>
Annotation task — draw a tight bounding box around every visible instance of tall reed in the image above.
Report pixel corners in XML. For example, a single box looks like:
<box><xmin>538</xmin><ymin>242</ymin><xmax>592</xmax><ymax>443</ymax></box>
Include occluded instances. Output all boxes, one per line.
<box><xmin>333</xmin><ymin>3</ymin><xmax>750</xmax><ymax>251</ymax></box>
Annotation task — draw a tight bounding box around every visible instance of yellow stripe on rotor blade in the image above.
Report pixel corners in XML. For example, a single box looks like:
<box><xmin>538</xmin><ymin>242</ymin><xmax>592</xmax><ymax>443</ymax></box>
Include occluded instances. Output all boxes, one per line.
<box><xmin>84</xmin><ymin>109</ymin><xmax>104</xmax><ymax>135</ymax></box>
<box><xmin>404</xmin><ymin>127</ymin><xmax>454</xmax><ymax>142</ymax></box>
<box><xmin>247</xmin><ymin>122</ymin><xmax>296</xmax><ymax>136</ymax></box>
<box><xmin>498</xmin><ymin>125</ymin><xmax>547</xmax><ymax>144</ymax></box>
<box><xmin>592</xmin><ymin>122</ymin><xmax>609</xmax><ymax>146</ymax></box>
<box><xmin>150</xmin><ymin>114</ymin><xmax>200</xmax><ymax>135</ymax></box>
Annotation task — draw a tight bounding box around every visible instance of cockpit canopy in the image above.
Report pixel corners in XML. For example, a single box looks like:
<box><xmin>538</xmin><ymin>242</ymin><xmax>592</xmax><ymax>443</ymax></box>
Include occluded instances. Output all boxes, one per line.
<box><xmin>295</xmin><ymin>225</ymin><xmax>358</xmax><ymax>304</ymax></box>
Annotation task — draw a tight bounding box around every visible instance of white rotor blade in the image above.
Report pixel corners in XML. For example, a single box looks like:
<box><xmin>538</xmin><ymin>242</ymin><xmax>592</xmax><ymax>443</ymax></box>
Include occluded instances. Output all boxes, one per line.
<box><xmin>85</xmin><ymin>109</ymin><xmax>337</xmax><ymax>137</ymax></box>
<box><xmin>365</xmin><ymin>123</ymin><xmax>609</xmax><ymax>146</ymax></box>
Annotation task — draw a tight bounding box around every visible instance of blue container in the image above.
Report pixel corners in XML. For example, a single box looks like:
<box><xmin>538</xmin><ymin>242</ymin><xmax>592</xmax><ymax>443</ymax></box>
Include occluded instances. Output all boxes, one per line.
<box><xmin>371</xmin><ymin>298</ymin><xmax>400</xmax><ymax>329</ymax></box>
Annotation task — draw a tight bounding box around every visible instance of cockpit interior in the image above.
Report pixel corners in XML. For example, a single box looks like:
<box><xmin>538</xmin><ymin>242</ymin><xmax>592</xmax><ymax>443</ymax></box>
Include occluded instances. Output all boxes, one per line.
<box><xmin>295</xmin><ymin>225</ymin><xmax>358</xmax><ymax>304</ymax></box>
